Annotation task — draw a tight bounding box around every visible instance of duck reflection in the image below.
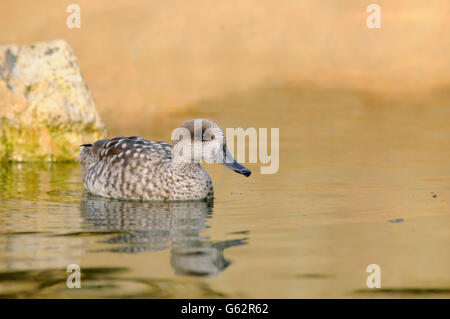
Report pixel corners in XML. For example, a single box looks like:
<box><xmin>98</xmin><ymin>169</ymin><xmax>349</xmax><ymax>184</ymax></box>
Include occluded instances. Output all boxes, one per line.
<box><xmin>80</xmin><ymin>194</ymin><xmax>247</xmax><ymax>277</ymax></box>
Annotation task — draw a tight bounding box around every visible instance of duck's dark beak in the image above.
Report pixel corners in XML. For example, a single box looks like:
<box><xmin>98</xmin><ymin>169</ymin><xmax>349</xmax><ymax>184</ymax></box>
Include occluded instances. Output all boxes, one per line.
<box><xmin>221</xmin><ymin>160</ymin><xmax>252</xmax><ymax>177</ymax></box>
<box><xmin>219</xmin><ymin>146</ymin><xmax>251</xmax><ymax>177</ymax></box>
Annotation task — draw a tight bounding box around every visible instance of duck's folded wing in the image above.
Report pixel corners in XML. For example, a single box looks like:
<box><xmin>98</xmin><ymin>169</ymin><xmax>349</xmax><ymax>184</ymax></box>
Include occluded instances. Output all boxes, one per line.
<box><xmin>82</xmin><ymin>137</ymin><xmax>173</xmax><ymax>198</ymax></box>
<box><xmin>93</xmin><ymin>136</ymin><xmax>173</xmax><ymax>164</ymax></box>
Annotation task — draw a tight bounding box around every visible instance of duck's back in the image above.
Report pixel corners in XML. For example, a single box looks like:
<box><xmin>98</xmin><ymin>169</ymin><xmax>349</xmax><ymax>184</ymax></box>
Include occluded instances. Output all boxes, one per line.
<box><xmin>80</xmin><ymin>136</ymin><xmax>174</xmax><ymax>200</ymax></box>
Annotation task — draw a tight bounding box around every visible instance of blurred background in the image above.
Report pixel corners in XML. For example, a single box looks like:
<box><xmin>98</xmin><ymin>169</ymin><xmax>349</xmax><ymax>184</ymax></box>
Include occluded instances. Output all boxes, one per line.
<box><xmin>1</xmin><ymin>0</ymin><xmax>449</xmax><ymax>134</ymax></box>
<box><xmin>0</xmin><ymin>0</ymin><xmax>449</xmax><ymax>298</ymax></box>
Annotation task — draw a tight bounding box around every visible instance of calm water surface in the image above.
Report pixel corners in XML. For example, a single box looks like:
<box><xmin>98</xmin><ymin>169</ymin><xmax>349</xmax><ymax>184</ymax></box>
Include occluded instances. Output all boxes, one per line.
<box><xmin>0</xmin><ymin>88</ymin><xmax>449</xmax><ymax>298</ymax></box>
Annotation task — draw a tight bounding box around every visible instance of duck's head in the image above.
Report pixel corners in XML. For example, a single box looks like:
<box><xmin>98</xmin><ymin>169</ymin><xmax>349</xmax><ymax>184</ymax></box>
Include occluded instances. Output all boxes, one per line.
<box><xmin>171</xmin><ymin>118</ymin><xmax>251</xmax><ymax>177</ymax></box>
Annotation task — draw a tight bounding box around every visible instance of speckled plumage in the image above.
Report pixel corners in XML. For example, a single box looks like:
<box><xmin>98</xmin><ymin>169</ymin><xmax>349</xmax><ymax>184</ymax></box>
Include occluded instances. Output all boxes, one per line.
<box><xmin>79</xmin><ymin>119</ymin><xmax>250</xmax><ymax>201</ymax></box>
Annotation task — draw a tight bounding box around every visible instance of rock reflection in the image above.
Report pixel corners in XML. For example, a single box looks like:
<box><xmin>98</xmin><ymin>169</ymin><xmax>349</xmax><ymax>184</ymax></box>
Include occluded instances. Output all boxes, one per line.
<box><xmin>80</xmin><ymin>195</ymin><xmax>247</xmax><ymax>277</ymax></box>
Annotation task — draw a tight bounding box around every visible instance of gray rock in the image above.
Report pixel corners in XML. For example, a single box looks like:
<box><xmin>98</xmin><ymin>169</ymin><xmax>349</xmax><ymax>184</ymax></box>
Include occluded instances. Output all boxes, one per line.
<box><xmin>0</xmin><ymin>39</ymin><xmax>106</xmax><ymax>161</ymax></box>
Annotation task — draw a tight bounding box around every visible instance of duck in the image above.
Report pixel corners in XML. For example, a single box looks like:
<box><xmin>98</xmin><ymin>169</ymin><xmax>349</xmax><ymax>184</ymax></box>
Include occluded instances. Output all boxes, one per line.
<box><xmin>79</xmin><ymin>118</ymin><xmax>251</xmax><ymax>201</ymax></box>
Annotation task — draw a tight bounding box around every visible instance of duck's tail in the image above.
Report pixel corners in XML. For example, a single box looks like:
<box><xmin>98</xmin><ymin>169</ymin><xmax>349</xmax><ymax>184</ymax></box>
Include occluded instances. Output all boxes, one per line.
<box><xmin>79</xmin><ymin>144</ymin><xmax>97</xmax><ymax>184</ymax></box>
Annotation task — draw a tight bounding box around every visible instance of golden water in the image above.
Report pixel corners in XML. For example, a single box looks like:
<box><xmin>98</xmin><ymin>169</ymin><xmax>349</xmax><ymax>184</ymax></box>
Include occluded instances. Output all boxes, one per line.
<box><xmin>0</xmin><ymin>88</ymin><xmax>449</xmax><ymax>298</ymax></box>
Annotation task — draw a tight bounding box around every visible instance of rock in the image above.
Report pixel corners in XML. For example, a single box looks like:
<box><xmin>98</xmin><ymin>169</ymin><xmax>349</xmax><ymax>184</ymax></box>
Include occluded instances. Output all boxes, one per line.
<box><xmin>0</xmin><ymin>39</ymin><xmax>106</xmax><ymax>161</ymax></box>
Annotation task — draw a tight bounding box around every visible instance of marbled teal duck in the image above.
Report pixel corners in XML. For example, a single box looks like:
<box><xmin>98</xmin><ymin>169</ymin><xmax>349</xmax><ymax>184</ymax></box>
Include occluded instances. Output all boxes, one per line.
<box><xmin>79</xmin><ymin>119</ymin><xmax>251</xmax><ymax>201</ymax></box>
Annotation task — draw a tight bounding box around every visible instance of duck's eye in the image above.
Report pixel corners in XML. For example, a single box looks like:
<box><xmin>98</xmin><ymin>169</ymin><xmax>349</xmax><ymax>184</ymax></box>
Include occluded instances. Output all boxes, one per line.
<box><xmin>210</xmin><ymin>135</ymin><xmax>215</xmax><ymax>140</ymax></box>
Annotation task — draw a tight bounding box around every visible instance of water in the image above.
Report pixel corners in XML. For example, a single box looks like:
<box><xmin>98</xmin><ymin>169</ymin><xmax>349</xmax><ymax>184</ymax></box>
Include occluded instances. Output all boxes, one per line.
<box><xmin>0</xmin><ymin>88</ymin><xmax>449</xmax><ymax>298</ymax></box>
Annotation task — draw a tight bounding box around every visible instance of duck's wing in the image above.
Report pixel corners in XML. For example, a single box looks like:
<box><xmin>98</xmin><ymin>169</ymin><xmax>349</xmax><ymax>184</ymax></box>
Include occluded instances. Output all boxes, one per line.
<box><xmin>79</xmin><ymin>136</ymin><xmax>172</xmax><ymax>182</ymax></box>
<box><xmin>94</xmin><ymin>136</ymin><xmax>172</xmax><ymax>162</ymax></box>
